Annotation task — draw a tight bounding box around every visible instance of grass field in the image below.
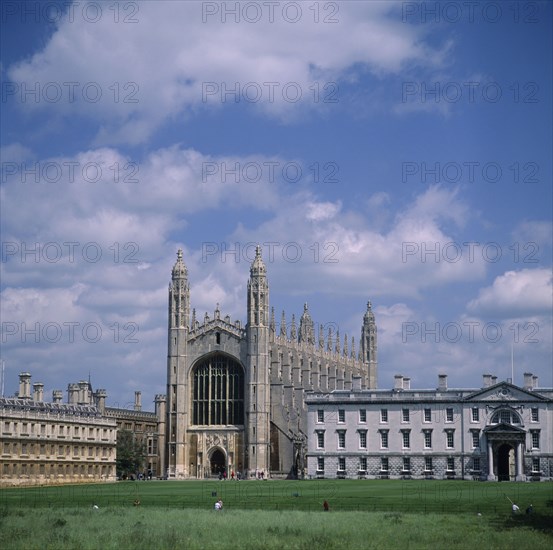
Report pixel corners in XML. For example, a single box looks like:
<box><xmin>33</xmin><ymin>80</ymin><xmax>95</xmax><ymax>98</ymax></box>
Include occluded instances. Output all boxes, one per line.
<box><xmin>1</xmin><ymin>480</ymin><xmax>552</xmax><ymax>549</ymax></box>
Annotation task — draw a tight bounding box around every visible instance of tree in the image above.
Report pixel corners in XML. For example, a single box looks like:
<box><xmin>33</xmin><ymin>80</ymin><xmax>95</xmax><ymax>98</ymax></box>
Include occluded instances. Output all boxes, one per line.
<box><xmin>116</xmin><ymin>429</ymin><xmax>146</xmax><ymax>479</ymax></box>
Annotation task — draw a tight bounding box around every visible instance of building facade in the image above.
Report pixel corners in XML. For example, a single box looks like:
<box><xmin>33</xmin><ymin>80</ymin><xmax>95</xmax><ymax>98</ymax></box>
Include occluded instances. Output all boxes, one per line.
<box><xmin>0</xmin><ymin>373</ymin><xmax>117</xmax><ymax>486</ymax></box>
<box><xmin>306</xmin><ymin>373</ymin><xmax>553</xmax><ymax>481</ymax></box>
<box><xmin>164</xmin><ymin>247</ymin><xmax>377</xmax><ymax>479</ymax></box>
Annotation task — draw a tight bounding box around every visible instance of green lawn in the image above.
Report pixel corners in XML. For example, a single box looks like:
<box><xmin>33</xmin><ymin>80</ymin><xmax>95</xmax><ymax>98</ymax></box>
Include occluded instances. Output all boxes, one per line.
<box><xmin>1</xmin><ymin>480</ymin><xmax>551</xmax><ymax>549</ymax></box>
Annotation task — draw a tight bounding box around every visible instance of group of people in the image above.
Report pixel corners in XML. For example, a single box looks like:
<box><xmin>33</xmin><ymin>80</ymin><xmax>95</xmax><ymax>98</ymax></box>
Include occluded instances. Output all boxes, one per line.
<box><xmin>218</xmin><ymin>470</ymin><xmax>243</xmax><ymax>480</ymax></box>
<box><xmin>214</xmin><ymin>499</ymin><xmax>223</xmax><ymax>511</ymax></box>
<box><xmin>512</xmin><ymin>503</ymin><xmax>533</xmax><ymax>515</ymax></box>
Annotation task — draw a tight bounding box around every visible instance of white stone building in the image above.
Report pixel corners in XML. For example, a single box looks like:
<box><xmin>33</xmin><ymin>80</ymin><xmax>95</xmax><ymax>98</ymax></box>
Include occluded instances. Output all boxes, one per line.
<box><xmin>306</xmin><ymin>373</ymin><xmax>552</xmax><ymax>481</ymax></box>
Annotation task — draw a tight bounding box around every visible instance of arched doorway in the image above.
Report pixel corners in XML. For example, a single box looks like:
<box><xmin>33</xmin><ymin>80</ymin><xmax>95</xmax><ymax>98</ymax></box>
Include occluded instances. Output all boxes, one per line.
<box><xmin>210</xmin><ymin>448</ymin><xmax>226</xmax><ymax>476</ymax></box>
<box><xmin>497</xmin><ymin>444</ymin><xmax>515</xmax><ymax>481</ymax></box>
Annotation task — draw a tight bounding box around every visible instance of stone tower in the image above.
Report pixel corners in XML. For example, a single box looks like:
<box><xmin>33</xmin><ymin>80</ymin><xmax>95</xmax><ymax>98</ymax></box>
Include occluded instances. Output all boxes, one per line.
<box><xmin>361</xmin><ymin>300</ymin><xmax>378</xmax><ymax>388</ymax></box>
<box><xmin>246</xmin><ymin>245</ymin><xmax>271</xmax><ymax>476</ymax></box>
<box><xmin>166</xmin><ymin>249</ymin><xmax>190</xmax><ymax>477</ymax></box>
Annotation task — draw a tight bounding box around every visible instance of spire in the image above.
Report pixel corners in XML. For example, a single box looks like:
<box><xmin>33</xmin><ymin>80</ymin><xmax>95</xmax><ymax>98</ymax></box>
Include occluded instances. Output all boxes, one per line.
<box><xmin>299</xmin><ymin>302</ymin><xmax>315</xmax><ymax>345</ymax></box>
<box><xmin>327</xmin><ymin>327</ymin><xmax>332</xmax><ymax>352</ymax></box>
<box><xmin>191</xmin><ymin>308</ymin><xmax>196</xmax><ymax>326</ymax></box>
<box><xmin>172</xmin><ymin>248</ymin><xmax>188</xmax><ymax>279</ymax></box>
<box><xmin>169</xmin><ymin>248</ymin><xmax>190</xmax><ymax>329</ymax></box>
<box><xmin>351</xmin><ymin>336</ymin><xmax>355</xmax><ymax>358</ymax></box>
<box><xmin>250</xmin><ymin>244</ymin><xmax>266</xmax><ymax>276</ymax></box>
<box><xmin>290</xmin><ymin>314</ymin><xmax>297</xmax><ymax>341</ymax></box>
<box><xmin>335</xmin><ymin>330</ymin><xmax>340</xmax><ymax>354</ymax></box>
<box><xmin>280</xmin><ymin>310</ymin><xmax>287</xmax><ymax>338</ymax></box>
<box><xmin>343</xmin><ymin>333</ymin><xmax>348</xmax><ymax>356</ymax></box>
<box><xmin>318</xmin><ymin>324</ymin><xmax>324</xmax><ymax>349</ymax></box>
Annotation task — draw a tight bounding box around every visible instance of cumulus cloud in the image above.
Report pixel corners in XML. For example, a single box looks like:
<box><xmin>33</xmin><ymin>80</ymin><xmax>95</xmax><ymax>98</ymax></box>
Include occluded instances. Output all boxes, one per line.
<box><xmin>467</xmin><ymin>268</ymin><xmax>553</xmax><ymax>317</ymax></box>
<box><xmin>6</xmin><ymin>1</ymin><xmax>447</xmax><ymax>145</ymax></box>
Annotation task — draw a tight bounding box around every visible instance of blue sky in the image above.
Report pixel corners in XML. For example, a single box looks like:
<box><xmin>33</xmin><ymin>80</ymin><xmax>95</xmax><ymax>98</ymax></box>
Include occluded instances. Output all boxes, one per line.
<box><xmin>1</xmin><ymin>1</ymin><xmax>551</xmax><ymax>409</ymax></box>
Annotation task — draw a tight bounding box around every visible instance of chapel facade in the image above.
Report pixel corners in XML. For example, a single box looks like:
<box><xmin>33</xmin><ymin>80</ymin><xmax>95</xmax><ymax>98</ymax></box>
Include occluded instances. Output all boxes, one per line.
<box><xmin>163</xmin><ymin>247</ymin><xmax>378</xmax><ymax>479</ymax></box>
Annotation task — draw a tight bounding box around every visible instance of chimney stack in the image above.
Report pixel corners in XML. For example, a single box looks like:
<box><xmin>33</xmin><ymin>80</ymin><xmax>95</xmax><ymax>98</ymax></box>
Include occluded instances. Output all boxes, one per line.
<box><xmin>491</xmin><ymin>376</ymin><xmax>497</xmax><ymax>386</ymax></box>
<box><xmin>78</xmin><ymin>381</ymin><xmax>90</xmax><ymax>405</ymax></box>
<box><xmin>33</xmin><ymin>382</ymin><xmax>44</xmax><ymax>402</ymax></box>
<box><xmin>95</xmin><ymin>389</ymin><xmax>107</xmax><ymax>413</ymax></box>
<box><xmin>532</xmin><ymin>375</ymin><xmax>538</xmax><ymax>389</ymax></box>
<box><xmin>52</xmin><ymin>390</ymin><xmax>63</xmax><ymax>404</ymax></box>
<box><xmin>402</xmin><ymin>377</ymin><xmax>411</xmax><ymax>390</ymax></box>
<box><xmin>134</xmin><ymin>391</ymin><xmax>142</xmax><ymax>411</ymax></box>
<box><xmin>18</xmin><ymin>372</ymin><xmax>31</xmax><ymax>399</ymax></box>
<box><xmin>438</xmin><ymin>374</ymin><xmax>447</xmax><ymax>391</ymax></box>
<box><xmin>68</xmin><ymin>383</ymin><xmax>79</xmax><ymax>404</ymax></box>
<box><xmin>482</xmin><ymin>374</ymin><xmax>493</xmax><ymax>388</ymax></box>
<box><xmin>523</xmin><ymin>372</ymin><xmax>533</xmax><ymax>391</ymax></box>
<box><xmin>394</xmin><ymin>375</ymin><xmax>403</xmax><ymax>390</ymax></box>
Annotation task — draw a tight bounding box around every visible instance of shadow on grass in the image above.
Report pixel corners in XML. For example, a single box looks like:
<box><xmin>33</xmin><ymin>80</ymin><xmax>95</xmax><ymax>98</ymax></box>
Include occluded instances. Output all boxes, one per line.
<box><xmin>490</xmin><ymin>513</ymin><xmax>553</xmax><ymax>537</ymax></box>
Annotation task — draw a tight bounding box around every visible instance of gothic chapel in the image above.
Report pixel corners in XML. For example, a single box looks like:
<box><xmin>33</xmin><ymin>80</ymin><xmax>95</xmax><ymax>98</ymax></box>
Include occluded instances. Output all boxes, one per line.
<box><xmin>162</xmin><ymin>247</ymin><xmax>377</xmax><ymax>478</ymax></box>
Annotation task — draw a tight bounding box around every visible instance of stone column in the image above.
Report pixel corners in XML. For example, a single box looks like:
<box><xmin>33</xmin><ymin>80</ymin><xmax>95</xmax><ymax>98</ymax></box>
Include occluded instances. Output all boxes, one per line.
<box><xmin>516</xmin><ymin>443</ymin><xmax>523</xmax><ymax>481</ymax></box>
<box><xmin>487</xmin><ymin>440</ymin><xmax>494</xmax><ymax>480</ymax></box>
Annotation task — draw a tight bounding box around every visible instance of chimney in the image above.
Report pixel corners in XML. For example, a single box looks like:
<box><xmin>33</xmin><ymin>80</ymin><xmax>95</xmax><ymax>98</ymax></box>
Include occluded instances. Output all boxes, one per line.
<box><xmin>523</xmin><ymin>372</ymin><xmax>533</xmax><ymax>391</ymax></box>
<box><xmin>532</xmin><ymin>375</ymin><xmax>538</xmax><ymax>389</ymax></box>
<box><xmin>491</xmin><ymin>376</ymin><xmax>497</xmax><ymax>385</ymax></box>
<box><xmin>438</xmin><ymin>374</ymin><xmax>447</xmax><ymax>391</ymax></box>
<box><xmin>134</xmin><ymin>391</ymin><xmax>142</xmax><ymax>411</ymax></box>
<box><xmin>18</xmin><ymin>372</ymin><xmax>32</xmax><ymax>399</ymax></box>
<box><xmin>352</xmin><ymin>376</ymin><xmax>362</xmax><ymax>391</ymax></box>
<box><xmin>402</xmin><ymin>377</ymin><xmax>411</xmax><ymax>390</ymax></box>
<box><xmin>95</xmin><ymin>389</ymin><xmax>107</xmax><ymax>413</ymax></box>
<box><xmin>52</xmin><ymin>390</ymin><xmax>63</xmax><ymax>404</ymax></box>
<box><xmin>394</xmin><ymin>375</ymin><xmax>404</xmax><ymax>390</ymax></box>
<box><xmin>33</xmin><ymin>382</ymin><xmax>44</xmax><ymax>402</ymax></box>
<box><xmin>78</xmin><ymin>381</ymin><xmax>90</xmax><ymax>405</ymax></box>
<box><xmin>68</xmin><ymin>383</ymin><xmax>79</xmax><ymax>404</ymax></box>
<box><xmin>482</xmin><ymin>374</ymin><xmax>493</xmax><ymax>388</ymax></box>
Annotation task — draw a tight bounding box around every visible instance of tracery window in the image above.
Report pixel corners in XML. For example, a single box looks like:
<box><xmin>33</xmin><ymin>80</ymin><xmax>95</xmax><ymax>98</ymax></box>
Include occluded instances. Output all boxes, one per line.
<box><xmin>192</xmin><ymin>355</ymin><xmax>244</xmax><ymax>425</ymax></box>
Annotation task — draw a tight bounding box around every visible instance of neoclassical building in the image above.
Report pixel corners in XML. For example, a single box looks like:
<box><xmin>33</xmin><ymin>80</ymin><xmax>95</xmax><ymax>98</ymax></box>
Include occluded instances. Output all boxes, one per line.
<box><xmin>306</xmin><ymin>373</ymin><xmax>553</xmax><ymax>481</ymax></box>
<box><xmin>163</xmin><ymin>247</ymin><xmax>377</xmax><ymax>479</ymax></box>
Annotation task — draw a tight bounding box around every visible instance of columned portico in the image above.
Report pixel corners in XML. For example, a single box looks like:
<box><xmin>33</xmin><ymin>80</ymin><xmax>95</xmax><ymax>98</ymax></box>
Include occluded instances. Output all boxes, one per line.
<box><xmin>485</xmin><ymin>424</ymin><xmax>526</xmax><ymax>481</ymax></box>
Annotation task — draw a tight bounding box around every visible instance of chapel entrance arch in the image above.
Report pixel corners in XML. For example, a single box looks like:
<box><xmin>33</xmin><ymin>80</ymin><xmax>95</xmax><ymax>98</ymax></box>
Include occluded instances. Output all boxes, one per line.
<box><xmin>210</xmin><ymin>448</ymin><xmax>226</xmax><ymax>476</ymax></box>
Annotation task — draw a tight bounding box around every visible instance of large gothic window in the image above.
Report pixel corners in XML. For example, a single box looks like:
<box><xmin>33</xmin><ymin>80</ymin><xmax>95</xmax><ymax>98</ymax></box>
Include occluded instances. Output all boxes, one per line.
<box><xmin>192</xmin><ymin>354</ymin><xmax>244</xmax><ymax>425</ymax></box>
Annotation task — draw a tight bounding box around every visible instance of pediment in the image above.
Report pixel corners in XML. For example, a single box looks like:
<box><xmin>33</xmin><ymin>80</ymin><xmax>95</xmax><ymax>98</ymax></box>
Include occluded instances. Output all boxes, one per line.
<box><xmin>484</xmin><ymin>422</ymin><xmax>526</xmax><ymax>434</ymax></box>
<box><xmin>464</xmin><ymin>382</ymin><xmax>547</xmax><ymax>403</ymax></box>
<box><xmin>188</xmin><ymin>319</ymin><xmax>246</xmax><ymax>343</ymax></box>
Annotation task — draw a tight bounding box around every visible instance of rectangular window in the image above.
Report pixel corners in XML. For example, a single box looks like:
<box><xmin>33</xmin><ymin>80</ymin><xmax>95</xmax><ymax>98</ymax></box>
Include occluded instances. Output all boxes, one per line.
<box><xmin>381</xmin><ymin>457</ymin><xmax>389</xmax><ymax>471</ymax></box>
<box><xmin>531</xmin><ymin>431</ymin><xmax>540</xmax><ymax>449</ymax></box>
<box><xmin>424</xmin><ymin>430</ymin><xmax>432</xmax><ymax>449</ymax></box>
<box><xmin>338</xmin><ymin>431</ymin><xmax>346</xmax><ymax>449</ymax></box>
<box><xmin>317</xmin><ymin>432</ymin><xmax>325</xmax><ymax>449</ymax></box>
<box><xmin>402</xmin><ymin>430</ymin><xmax>410</xmax><ymax>449</ymax></box>
<box><xmin>424</xmin><ymin>408</ymin><xmax>431</xmax><ymax>422</ymax></box>
<box><xmin>338</xmin><ymin>409</ymin><xmax>345</xmax><ymax>423</ymax></box>
<box><xmin>380</xmin><ymin>431</ymin><xmax>388</xmax><ymax>449</ymax></box>
<box><xmin>531</xmin><ymin>408</ymin><xmax>539</xmax><ymax>422</ymax></box>
<box><xmin>359</xmin><ymin>457</ymin><xmax>367</xmax><ymax>472</ymax></box>
<box><xmin>446</xmin><ymin>408</ymin><xmax>453</xmax><ymax>422</ymax></box>
<box><xmin>446</xmin><ymin>431</ymin><xmax>454</xmax><ymax>449</ymax></box>
<box><xmin>359</xmin><ymin>409</ymin><xmax>366</xmax><ymax>423</ymax></box>
<box><xmin>338</xmin><ymin>457</ymin><xmax>345</xmax><ymax>471</ymax></box>
<box><xmin>402</xmin><ymin>408</ymin><xmax>409</xmax><ymax>422</ymax></box>
<box><xmin>317</xmin><ymin>409</ymin><xmax>324</xmax><ymax>423</ymax></box>
<box><xmin>447</xmin><ymin>457</ymin><xmax>455</xmax><ymax>472</ymax></box>
<box><xmin>471</xmin><ymin>408</ymin><xmax>479</xmax><ymax>422</ymax></box>
<box><xmin>359</xmin><ymin>431</ymin><xmax>367</xmax><ymax>449</ymax></box>
<box><xmin>471</xmin><ymin>430</ymin><xmax>480</xmax><ymax>449</ymax></box>
<box><xmin>317</xmin><ymin>457</ymin><xmax>324</xmax><ymax>472</ymax></box>
<box><xmin>473</xmin><ymin>457</ymin><xmax>481</xmax><ymax>471</ymax></box>
<box><xmin>424</xmin><ymin>457</ymin><xmax>433</xmax><ymax>472</ymax></box>
<box><xmin>403</xmin><ymin>457</ymin><xmax>410</xmax><ymax>472</ymax></box>
<box><xmin>380</xmin><ymin>409</ymin><xmax>388</xmax><ymax>423</ymax></box>
<box><xmin>532</xmin><ymin>458</ymin><xmax>540</xmax><ymax>473</ymax></box>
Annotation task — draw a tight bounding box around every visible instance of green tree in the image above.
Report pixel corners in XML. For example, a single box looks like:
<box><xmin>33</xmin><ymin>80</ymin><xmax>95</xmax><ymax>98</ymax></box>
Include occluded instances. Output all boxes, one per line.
<box><xmin>116</xmin><ymin>429</ymin><xmax>146</xmax><ymax>479</ymax></box>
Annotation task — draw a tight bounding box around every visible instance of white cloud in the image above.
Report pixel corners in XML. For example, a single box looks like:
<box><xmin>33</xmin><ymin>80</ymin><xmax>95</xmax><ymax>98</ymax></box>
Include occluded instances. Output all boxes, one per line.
<box><xmin>467</xmin><ymin>268</ymin><xmax>553</xmax><ymax>317</ymax></box>
<box><xmin>6</xmin><ymin>1</ymin><xmax>447</xmax><ymax>145</ymax></box>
